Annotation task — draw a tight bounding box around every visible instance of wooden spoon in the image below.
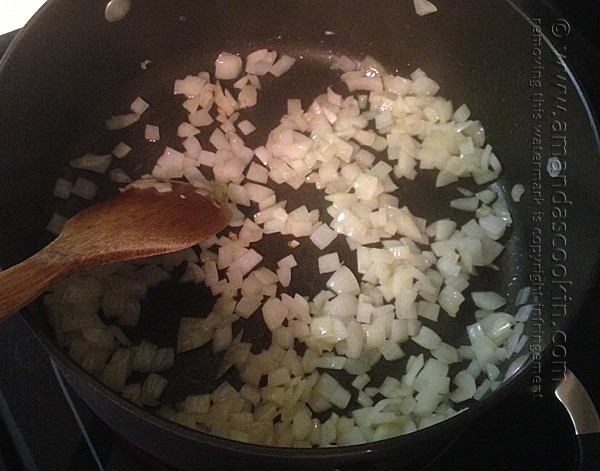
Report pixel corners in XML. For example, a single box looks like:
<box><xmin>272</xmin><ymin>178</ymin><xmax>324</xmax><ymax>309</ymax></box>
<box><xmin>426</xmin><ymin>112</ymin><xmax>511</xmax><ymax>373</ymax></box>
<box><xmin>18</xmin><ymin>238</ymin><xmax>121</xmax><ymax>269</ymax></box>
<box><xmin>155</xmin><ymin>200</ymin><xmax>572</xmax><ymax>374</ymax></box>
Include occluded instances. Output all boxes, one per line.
<box><xmin>0</xmin><ymin>182</ymin><xmax>231</xmax><ymax>321</ymax></box>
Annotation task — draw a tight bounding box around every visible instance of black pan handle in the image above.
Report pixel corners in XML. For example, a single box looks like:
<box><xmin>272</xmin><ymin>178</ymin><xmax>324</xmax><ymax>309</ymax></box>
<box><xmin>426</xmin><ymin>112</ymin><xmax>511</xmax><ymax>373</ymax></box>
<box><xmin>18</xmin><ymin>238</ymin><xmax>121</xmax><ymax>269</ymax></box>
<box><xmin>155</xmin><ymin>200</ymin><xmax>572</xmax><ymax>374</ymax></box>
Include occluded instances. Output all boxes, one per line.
<box><xmin>554</xmin><ymin>369</ymin><xmax>600</xmax><ymax>471</ymax></box>
<box><xmin>575</xmin><ymin>435</ymin><xmax>600</xmax><ymax>471</ymax></box>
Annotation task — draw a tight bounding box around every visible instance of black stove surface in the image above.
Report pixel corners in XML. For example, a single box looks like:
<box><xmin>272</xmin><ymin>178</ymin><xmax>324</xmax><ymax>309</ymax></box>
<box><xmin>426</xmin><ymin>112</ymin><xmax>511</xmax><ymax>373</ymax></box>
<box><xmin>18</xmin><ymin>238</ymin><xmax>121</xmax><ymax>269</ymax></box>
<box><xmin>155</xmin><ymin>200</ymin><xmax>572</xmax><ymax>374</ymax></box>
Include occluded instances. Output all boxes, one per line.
<box><xmin>1</xmin><ymin>1</ymin><xmax>600</xmax><ymax>470</ymax></box>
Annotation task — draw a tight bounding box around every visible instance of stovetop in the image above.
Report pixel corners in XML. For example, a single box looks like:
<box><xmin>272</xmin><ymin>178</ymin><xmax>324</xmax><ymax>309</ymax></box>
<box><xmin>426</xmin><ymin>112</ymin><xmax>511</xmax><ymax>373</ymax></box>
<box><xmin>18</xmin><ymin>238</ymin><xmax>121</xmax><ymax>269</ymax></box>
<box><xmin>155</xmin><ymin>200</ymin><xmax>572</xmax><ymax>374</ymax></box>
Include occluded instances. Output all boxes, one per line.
<box><xmin>1</xmin><ymin>2</ymin><xmax>600</xmax><ymax>470</ymax></box>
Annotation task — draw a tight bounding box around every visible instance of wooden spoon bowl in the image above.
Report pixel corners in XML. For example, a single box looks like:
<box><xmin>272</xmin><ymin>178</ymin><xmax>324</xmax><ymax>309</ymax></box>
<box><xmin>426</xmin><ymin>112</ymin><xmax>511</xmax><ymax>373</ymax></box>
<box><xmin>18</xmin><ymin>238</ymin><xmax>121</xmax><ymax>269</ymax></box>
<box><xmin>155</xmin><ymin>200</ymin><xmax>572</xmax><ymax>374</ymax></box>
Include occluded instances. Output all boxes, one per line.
<box><xmin>0</xmin><ymin>181</ymin><xmax>231</xmax><ymax>321</ymax></box>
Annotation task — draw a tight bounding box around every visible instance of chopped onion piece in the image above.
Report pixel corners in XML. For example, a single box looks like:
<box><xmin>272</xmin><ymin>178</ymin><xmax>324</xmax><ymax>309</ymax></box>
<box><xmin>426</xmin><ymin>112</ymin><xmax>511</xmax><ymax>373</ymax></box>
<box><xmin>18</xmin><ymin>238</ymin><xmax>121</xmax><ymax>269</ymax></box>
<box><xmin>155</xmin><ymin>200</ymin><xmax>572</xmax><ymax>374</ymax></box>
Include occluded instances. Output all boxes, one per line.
<box><xmin>471</xmin><ymin>291</ymin><xmax>506</xmax><ymax>310</ymax></box>
<box><xmin>450</xmin><ymin>197</ymin><xmax>479</xmax><ymax>212</ymax></box>
<box><xmin>310</xmin><ymin>224</ymin><xmax>337</xmax><ymax>250</ymax></box>
<box><xmin>327</xmin><ymin>266</ymin><xmax>360</xmax><ymax>295</ymax></box>
<box><xmin>332</xmin><ymin>55</ymin><xmax>358</xmax><ymax>72</ymax></box>
<box><xmin>112</xmin><ymin>142</ymin><xmax>132</xmax><ymax>159</ymax></box>
<box><xmin>108</xmin><ymin>168</ymin><xmax>131</xmax><ymax>183</ymax></box>
<box><xmin>104</xmin><ymin>0</ymin><xmax>132</xmax><ymax>22</ymax></box>
<box><xmin>130</xmin><ymin>97</ymin><xmax>150</xmax><ymax>115</ymax></box>
<box><xmin>177</xmin><ymin>317</ymin><xmax>213</xmax><ymax>353</ymax></box>
<box><xmin>245</xmin><ymin>49</ymin><xmax>277</xmax><ymax>76</ymax></box>
<box><xmin>246</xmin><ymin>162</ymin><xmax>269</xmax><ymax>183</ymax></box>
<box><xmin>105</xmin><ymin>113</ymin><xmax>140</xmax><ymax>130</ymax></box>
<box><xmin>315</xmin><ymin>373</ymin><xmax>351</xmax><ymax>409</ymax></box>
<box><xmin>341</xmin><ymin>72</ymin><xmax>383</xmax><ymax>92</ymax></box>
<box><xmin>215</xmin><ymin>52</ymin><xmax>243</xmax><ymax>80</ymax></box>
<box><xmin>177</xmin><ymin>122</ymin><xmax>201</xmax><ymax>138</ymax></box>
<box><xmin>511</xmin><ymin>184</ymin><xmax>525</xmax><ymax>202</ymax></box>
<box><xmin>70</xmin><ymin>153</ymin><xmax>112</xmax><ymax>173</ymax></box>
<box><xmin>269</xmin><ymin>55</ymin><xmax>296</xmax><ymax>77</ymax></box>
<box><xmin>278</xmin><ymin>254</ymin><xmax>297</xmax><ymax>269</ymax></box>
<box><xmin>53</xmin><ymin>178</ymin><xmax>73</xmax><ymax>199</ymax></box>
<box><xmin>318</xmin><ymin>253</ymin><xmax>341</xmax><ymax>274</ymax></box>
<box><xmin>139</xmin><ymin>374</ymin><xmax>168</xmax><ymax>406</ymax></box>
<box><xmin>238</xmin><ymin>85</ymin><xmax>258</xmax><ymax>108</ymax></box>
<box><xmin>189</xmin><ymin>109</ymin><xmax>214</xmax><ymax>127</ymax></box>
<box><xmin>174</xmin><ymin>75</ymin><xmax>206</xmax><ymax>97</ymax></box>
<box><xmin>237</xmin><ymin>119</ymin><xmax>256</xmax><ymax>135</ymax></box>
<box><xmin>72</xmin><ymin>177</ymin><xmax>98</xmax><ymax>200</ymax></box>
<box><xmin>46</xmin><ymin>213</ymin><xmax>67</xmax><ymax>235</ymax></box>
<box><xmin>452</xmin><ymin>104</ymin><xmax>470</xmax><ymax>123</ymax></box>
<box><xmin>144</xmin><ymin>124</ymin><xmax>160</xmax><ymax>142</ymax></box>
<box><xmin>411</xmin><ymin>325</ymin><xmax>442</xmax><ymax>350</ymax></box>
<box><xmin>450</xmin><ymin>371</ymin><xmax>476</xmax><ymax>402</ymax></box>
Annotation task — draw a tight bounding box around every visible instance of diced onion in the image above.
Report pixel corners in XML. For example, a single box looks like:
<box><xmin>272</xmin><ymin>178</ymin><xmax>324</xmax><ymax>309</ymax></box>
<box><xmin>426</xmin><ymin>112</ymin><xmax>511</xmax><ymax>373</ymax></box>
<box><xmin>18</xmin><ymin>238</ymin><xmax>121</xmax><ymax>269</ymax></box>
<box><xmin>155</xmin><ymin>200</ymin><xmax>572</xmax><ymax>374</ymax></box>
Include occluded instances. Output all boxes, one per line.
<box><xmin>245</xmin><ymin>49</ymin><xmax>277</xmax><ymax>76</ymax></box>
<box><xmin>72</xmin><ymin>177</ymin><xmax>98</xmax><ymax>200</ymax></box>
<box><xmin>130</xmin><ymin>97</ymin><xmax>150</xmax><ymax>115</ymax></box>
<box><xmin>269</xmin><ymin>55</ymin><xmax>296</xmax><ymax>77</ymax></box>
<box><xmin>105</xmin><ymin>113</ymin><xmax>140</xmax><ymax>130</ymax></box>
<box><xmin>108</xmin><ymin>168</ymin><xmax>131</xmax><ymax>183</ymax></box>
<box><xmin>48</xmin><ymin>45</ymin><xmax>525</xmax><ymax>449</ymax></box>
<box><xmin>112</xmin><ymin>142</ymin><xmax>132</xmax><ymax>159</ymax></box>
<box><xmin>53</xmin><ymin>178</ymin><xmax>73</xmax><ymax>200</ymax></box>
<box><xmin>215</xmin><ymin>52</ymin><xmax>243</xmax><ymax>80</ymax></box>
<box><xmin>104</xmin><ymin>0</ymin><xmax>132</xmax><ymax>22</ymax></box>
<box><xmin>70</xmin><ymin>153</ymin><xmax>112</xmax><ymax>173</ymax></box>
<box><xmin>46</xmin><ymin>213</ymin><xmax>67</xmax><ymax>235</ymax></box>
<box><xmin>511</xmin><ymin>184</ymin><xmax>525</xmax><ymax>202</ymax></box>
<box><xmin>318</xmin><ymin>253</ymin><xmax>341</xmax><ymax>274</ymax></box>
<box><xmin>144</xmin><ymin>125</ymin><xmax>160</xmax><ymax>142</ymax></box>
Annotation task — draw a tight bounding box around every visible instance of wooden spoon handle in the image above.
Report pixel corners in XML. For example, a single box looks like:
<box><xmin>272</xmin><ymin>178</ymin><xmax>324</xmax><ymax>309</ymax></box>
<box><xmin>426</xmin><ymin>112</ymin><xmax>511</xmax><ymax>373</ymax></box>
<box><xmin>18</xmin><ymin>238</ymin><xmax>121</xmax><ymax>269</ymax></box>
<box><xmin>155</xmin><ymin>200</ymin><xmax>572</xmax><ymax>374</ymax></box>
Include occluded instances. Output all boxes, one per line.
<box><xmin>0</xmin><ymin>248</ymin><xmax>74</xmax><ymax>321</ymax></box>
